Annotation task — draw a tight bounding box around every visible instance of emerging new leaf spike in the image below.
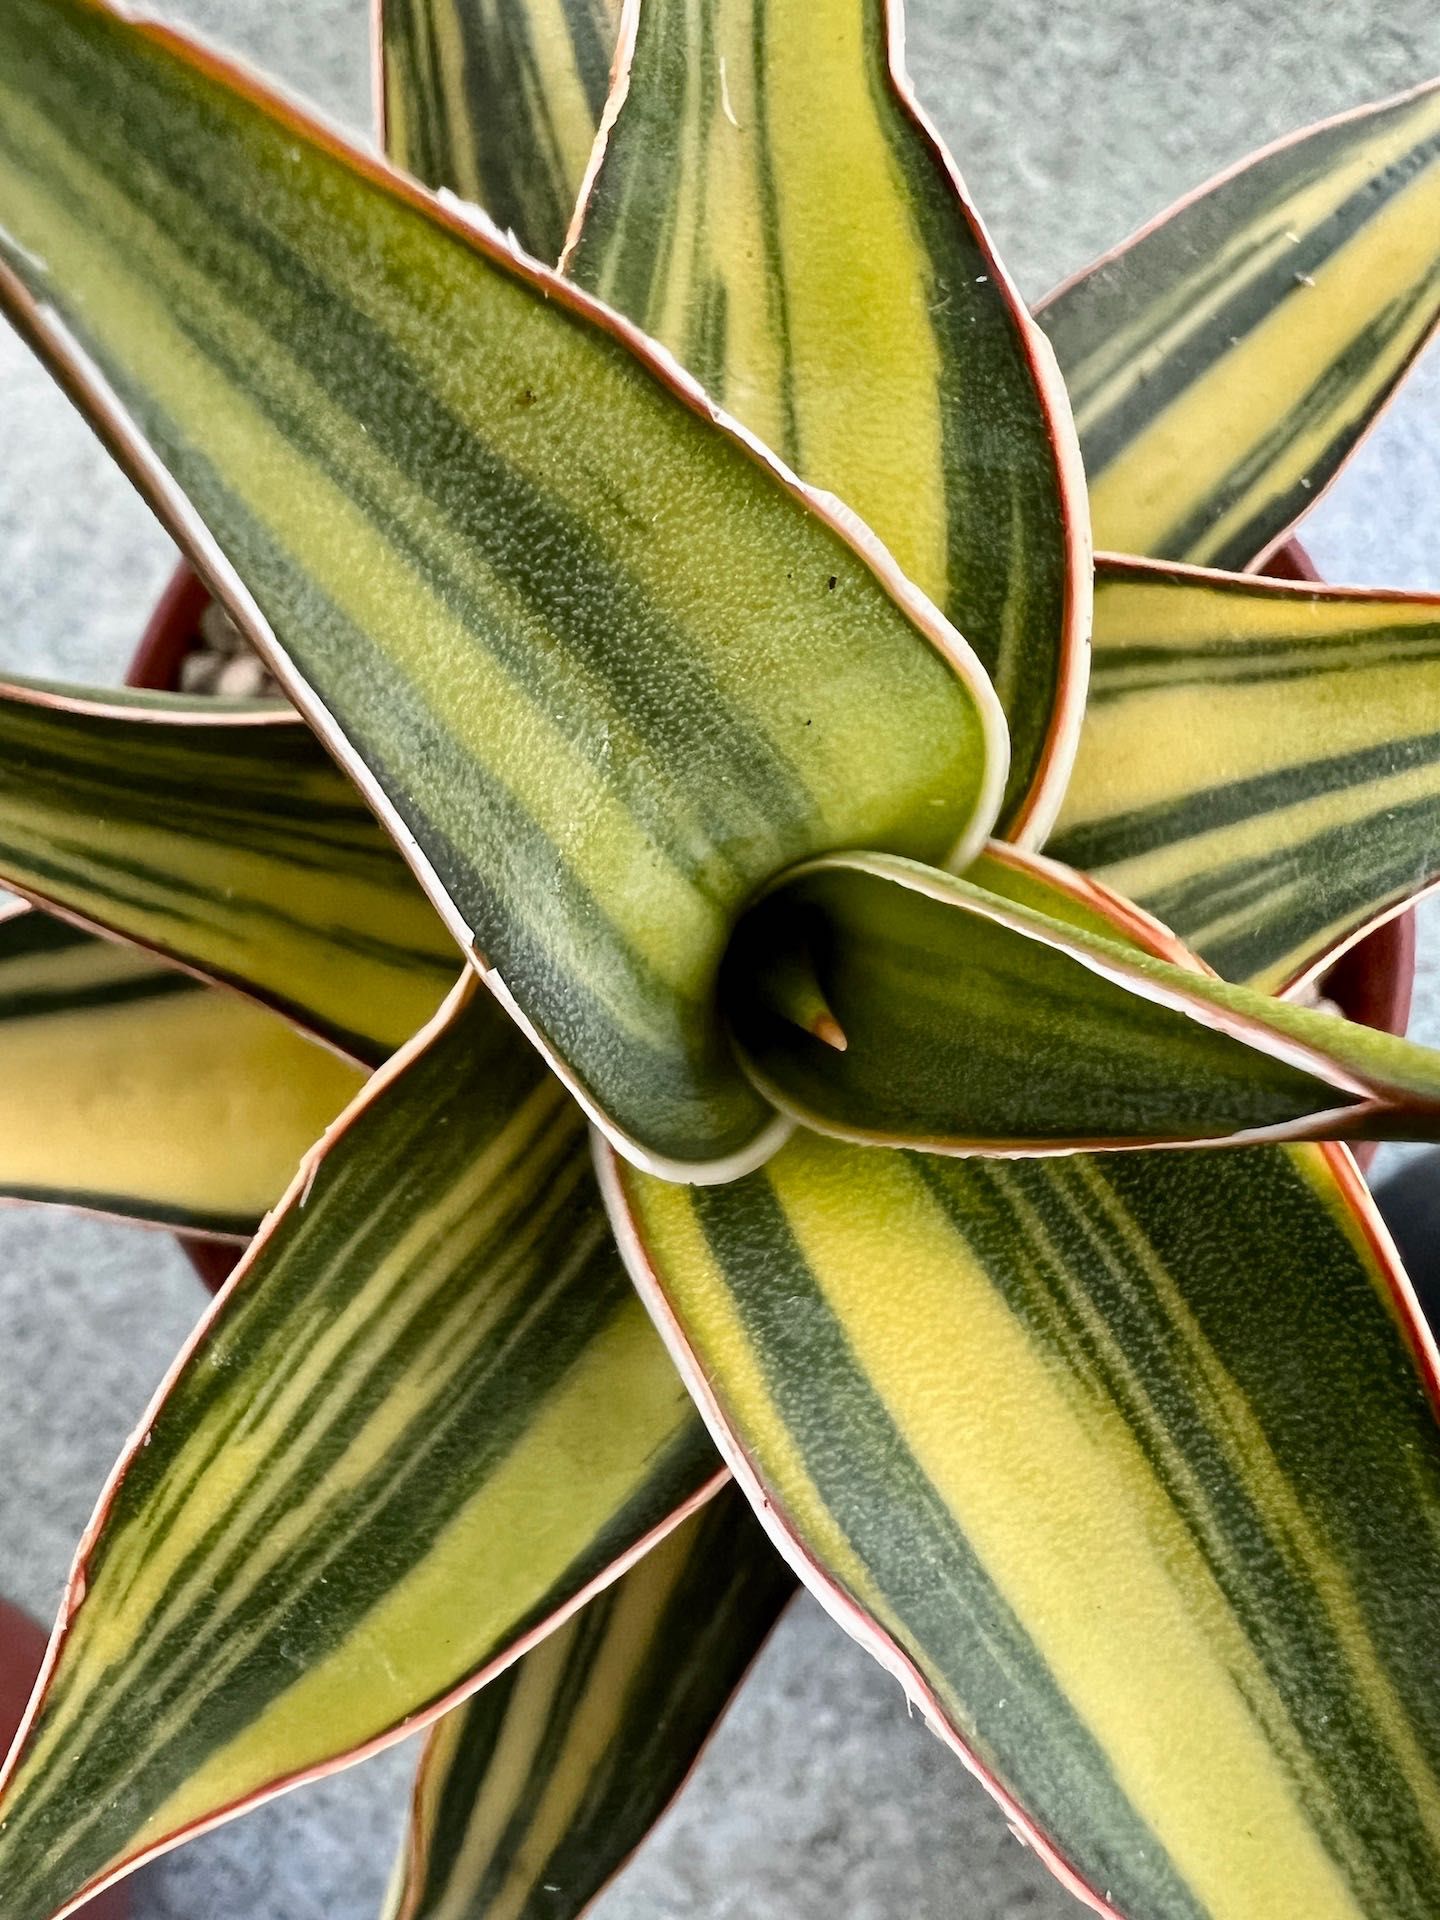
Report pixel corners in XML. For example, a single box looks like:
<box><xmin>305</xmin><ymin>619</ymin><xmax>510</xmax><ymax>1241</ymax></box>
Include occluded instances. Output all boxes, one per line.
<box><xmin>724</xmin><ymin>845</ymin><xmax>1440</xmax><ymax>1153</ymax></box>
<box><xmin>0</xmin><ymin>0</ymin><xmax>1007</xmax><ymax>1181</ymax></box>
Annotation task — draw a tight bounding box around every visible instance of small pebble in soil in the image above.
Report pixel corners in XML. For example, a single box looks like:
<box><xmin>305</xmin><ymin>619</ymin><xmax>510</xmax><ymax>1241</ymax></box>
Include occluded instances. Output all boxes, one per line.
<box><xmin>178</xmin><ymin>599</ymin><xmax>285</xmax><ymax>701</ymax></box>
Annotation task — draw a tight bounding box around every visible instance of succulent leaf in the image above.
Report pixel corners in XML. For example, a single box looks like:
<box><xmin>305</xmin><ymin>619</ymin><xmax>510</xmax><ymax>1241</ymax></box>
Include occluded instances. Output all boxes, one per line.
<box><xmin>566</xmin><ymin>0</ymin><xmax>1088</xmax><ymax>838</ymax></box>
<box><xmin>1048</xmin><ymin>558</ymin><xmax>1440</xmax><ymax>992</ymax></box>
<box><xmin>0</xmin><ymin>677</ymin><xmax>457</xmax><ymax>1063</ymax></box>
<box><xmin>0</xmin><ymin>980</ymin><xmax>719</xmax><ymax>1920</ymax></box>
<box><xmin>380</xmin><ymin>0</ymin><xmax>622</xmax><ymax>265</ymax></box>
<box><xmin>0</xmin><ymin>903</ymin><xmax>362</xmax><ymax>1234</ymax></box>
<box><xmin>0</xmin><ymin>0</ymin><xmax>1005</xmax><ymax>1180</ymax></box>
<box><xmin>603</xmin><ymin>1130</ymin><xmax>1440</xmax><ymax>1920</ymax></box>
<box><xmin>385</xmin><ymin>1487</ymin><xmax>791</xmax><ymax>1920</ymax></box>
<box><xmin>725</xmin><ymin>843</ymin><xmax>1440</xmax><ymax>1151</ymax></box>
<box><xmin>1037</xmin><ymin>78</ymin><xmax>1440</xmax><ymax>569</ymax></box>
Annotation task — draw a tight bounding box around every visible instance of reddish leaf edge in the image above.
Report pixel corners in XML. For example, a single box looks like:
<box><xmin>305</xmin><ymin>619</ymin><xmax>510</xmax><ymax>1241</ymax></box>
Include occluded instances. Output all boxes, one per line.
<box><xmin>0</xmin><ymin>894</ymin><xmax>255</xmax><ymax>1244</ymax></box>
<box><xmin>1090</xmin><ymin>550</ymin><xmax>1440</xmax><ymax>1001</ymax></box>
<box><xmin>0</xmin><ymin>0</ymin><xmax>1011</xmax><ymax>1187</ymax></box>
<box><xmin>0</xmin><ymin>676</ymin><xmax>290</xmax><ymax>729</ymax></box>
<box><xmin>387</xmin><ymin>1584</ymin><xmax>798</xmax><ymax>1920</ymax></box>
<box><xmin>0</xmin><ymin>676</ymin><xmax>415</xmax><ymax>1073</ymax></box>
<box><xmin>1033</xmin><ymin>74</ymin><xmax>1440</xmax><ymax>576</ymax></box>
<box><xmin>560</xmin><ymin>0</ymin><xmax>1092</xmax><ymax>852</ymax></box>
<box><xmin>0</xmin><ymin>971</ymin><xmax>730</xmax><ymax>1920</ymax></box>
<box><xmin>734</xmin><ymin>841</ymin><xmax>1440</xmax><ymax>1154</ymax></box>
<box><xmin>595</xmin><ymin>844</ymin><xmax>1440</xmax><ymax>1920</ymax></box>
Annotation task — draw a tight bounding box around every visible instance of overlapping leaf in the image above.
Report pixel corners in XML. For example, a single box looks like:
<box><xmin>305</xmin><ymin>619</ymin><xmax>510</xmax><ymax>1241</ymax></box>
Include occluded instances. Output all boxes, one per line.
<box><xmin>385</xmin><ymin>1487</ymin><xmax>790</xmax><ymax>1920</ymax></box>
<box><xmin>604</xmin><ymin>1127</ymin><xmax>1440</xmax><ymax>1920</ymax></box>
<box><xmin>566</xmin><ymin>0</ymin><xmax>1087</xmax><ymax>835</ymax></box>
<box><xmin>1047</xmin><ymin>558</ymin><xmax>1440</xmax><ymax>992</ymax></box>
<box><xmin>726</xmin><ymin>845</ymin><xmax>1440</xmax><ymax>1151</ymax></box>
<box><xmin>0</xmin><ymin>0</ymin><xmax>1004</xmax><ymax>1179</ymax></box>
<box><xmin>0</xmin><ymin>904</ymin><xmax>361</xmax><ymax>1234</ymax></box>
<box><xmin>383</xmin><ymin>37</ymin><xmax>798</xmax><ymax>1920</ymax></box>
<box><xmin>0</xmin><ymin>979</ymin><xmax>719</xmax><ymax>1920</ymax></box>
<box><xmin>380</xmin><ymin>0</ymin><xmax>622</xmax><ymax>264</ymax></box>
<box><xmin>1037</xmin><ymin>77</ymin><xmax>1440</xmax><ymax>568</ymax></box>
<box><xmin>0</xmin><ymin>678</ymin><xmax>457</xmax><ymax>1062</ymax></box>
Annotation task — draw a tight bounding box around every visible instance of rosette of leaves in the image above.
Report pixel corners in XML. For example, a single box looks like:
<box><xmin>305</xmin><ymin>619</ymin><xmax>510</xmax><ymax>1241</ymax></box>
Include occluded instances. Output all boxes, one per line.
<box><xmin>1</xmin><ymin>2</ymin><xmax>1440</xmax><ymax>1917</ymax></box>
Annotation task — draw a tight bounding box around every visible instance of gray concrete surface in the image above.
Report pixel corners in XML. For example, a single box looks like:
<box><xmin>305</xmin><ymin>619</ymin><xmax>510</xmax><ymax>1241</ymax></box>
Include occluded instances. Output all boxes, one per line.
<box><xmin>1</xmin><ymin>2</ymin><xmax>1438</xmax><ymax>1915</ymax></box>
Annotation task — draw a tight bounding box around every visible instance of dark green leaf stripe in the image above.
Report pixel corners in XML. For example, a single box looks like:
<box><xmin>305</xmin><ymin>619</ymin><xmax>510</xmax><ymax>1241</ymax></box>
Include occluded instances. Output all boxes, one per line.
<box><xmin>0</xmin><ymin>903</ymin><xmax>362</xmax><ymax>1234</ymax></box>
<box><xmin>0</xmin><ymin>678</ymin><xmax>458</xmax><ymax>1063</ymax></box>
<box><xmin>1047</xmin><ymin>559</ymin><xmax>1440</xmax><ymax>991</ymax></box>
<box><xmin>606</xmin><ymin>1129</ymin><xmax>1440</xmax><ymax>1920</ymax></box>
<box><xmin>1037</xmin><ymin>78</ymin><xmax>1440</xmax><ymax>569</ymax></box>
<box><xmin>566</xmin><ymin>0</ymin><xmax>1087</xmax><ymax>836</ymax></box>
<box><xmin>381</xmin><ymin>0</ymin><xmax>621</xmax><ymax>265</ymax></box>
<box><xmin>0</xmin><ymin>979</ymin><xmax>719</xmax><ymax>1920</ymax></box>
<box><xmin>0</xmin><ymin>0</ymin><xmax>1003</xmax><ymax>1179</ymax></box>
<box><xmin>386</xmin><ymin>1487</ymin><xmax>791</xmax><ymax>1920</ymax></box>
<box><xmin>725</xmin><ymin>845</ymin><xmax>1440</xmax><ymax>1150</ymax></box>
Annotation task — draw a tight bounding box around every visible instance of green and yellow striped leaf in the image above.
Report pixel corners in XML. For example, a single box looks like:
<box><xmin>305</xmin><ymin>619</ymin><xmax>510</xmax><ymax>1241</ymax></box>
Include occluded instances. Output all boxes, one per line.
<box><xmin>1046</xmin><ymin>558</ymin><xmax>1440</xmax><ymax>993</ymax></box>
<box><xmin>1036</xmin><ymin>77</ymin><xmax>1440</xmax><ymax>569</ymax></box>
<box><xmin>602</xmin><ymin>1128</ymin><xmax>1440</xmax><ymax>1920</ymax></box>
<box><xmin>0</xmin><ymin>0</ymin><xmax>1004</xmax><ymax>1180</ymax></box>
<box><xmin>0</xmin><ymin>904</ymin><xmax>361</xmax><ymax>1234</ymax></box>
<box><xmin>725</xmin><ymin>843</ymin><xmax>1440</xmax><ymax>1151</ymax></box>
<box><xmin>0</xmin><ymin>977</ymin><xmax>720</xmax><ymax>1920</ymax></box>
<box><xmin>565</xmin><ymin>0</ymin><xmax>1087</xmax><ymax>837</ymax></box>
<box><xmin>0</xmin><ymin>677</ymin><xmax>457</xmax><ymax>1064</ymax></box>
<box><xmin>385</xmin><ymin>1487</ymin><xmax>790</xmax><ymax>1920</ymax></box>
<box><xmin>380</xmin><ymin>0</ymin><xmax>622</xmax><ymax>265</ymax></box>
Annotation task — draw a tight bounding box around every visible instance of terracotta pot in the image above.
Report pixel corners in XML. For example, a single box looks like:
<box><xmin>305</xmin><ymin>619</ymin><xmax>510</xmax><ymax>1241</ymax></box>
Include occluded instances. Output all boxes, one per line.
<box><xmin>0</xmin><ymin>1598</ymin><xmax>131</xmax><ymax>1918</ymax></box>
<box><xmin>129</xmin><ymin>545</ymin><xmax>1419</xmax><ymax>1283</ymax></box>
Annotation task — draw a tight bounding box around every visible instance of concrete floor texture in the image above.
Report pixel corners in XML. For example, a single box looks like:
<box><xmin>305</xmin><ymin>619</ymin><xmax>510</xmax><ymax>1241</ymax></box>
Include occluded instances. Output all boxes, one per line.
<box><xmin>2</xmin><ymin>1</ymin><xmax>1439</xmax><ymax>1915</ymax></box>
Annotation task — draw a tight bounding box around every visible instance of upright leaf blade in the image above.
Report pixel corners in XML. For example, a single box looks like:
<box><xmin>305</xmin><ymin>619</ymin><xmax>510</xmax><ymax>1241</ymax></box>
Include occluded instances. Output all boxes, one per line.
<box><xmin>1037</xmin><ymin>78</ymin><xmax>1440</xmax><ymax>569</ymax></box>
<box><xmin>1047</xmin><ymin>559</ymin><xmax>1440</xmax><ymax>991</ymax></box>
<box><xmin>603</xmin><ymin>1130</ymin><xmax>1440</xmax><ymax>1920</ymax></box>
<box><xmin>0</xmin><ymin>905</ymin><xmax>362</xmax><ymax>1234</ymax></box>
<box><xmin>0</xmin><ymin>980</ymin><xmax>718</xmax><ymax>1920</ymax></box>
<box><xmin>566</xmin><ymin>0</ymin><xmax>1088</xmax><ymax>837</ymax></box>
<box><xmin>0</xmin><ymin>0</ymin><xmax>1004</xmax><ymax>1178</ymax></box>
<box><xmin>725</xmin><ymin>845</ymin><xmax>1440</xmax><ymax>1151</ymax></box>
<box><xmin>385</xmin><ymin>1487</ymin><xmax>790</xmax><ymax>1920</ymax></box>
<box><xmin>0</xmin><ymin>679</ymin><xmax>456</xmax><ymax>1063</ymax></box>
<box><xmin>380</xmin><ymin>0</ymin><xmax>622</xmax><ymax>263</ymax></box>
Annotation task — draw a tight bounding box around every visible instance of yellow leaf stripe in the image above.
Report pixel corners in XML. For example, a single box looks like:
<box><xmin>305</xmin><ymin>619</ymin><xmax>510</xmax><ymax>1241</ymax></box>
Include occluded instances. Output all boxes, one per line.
<box><xmin>1037</xmin><ymin>78</ymin><xmax>1440</xmax><ymax>569</ymax></box>
<box><xmin>604</xmin><ymin>1124</ymin><xmax>1440</xmax><ymax>1920</ymax></box>
<box><xmin>725</xmin><ymin>844</ymin><xmax>1440</xmax><ymax>1151</ymax></box>
<box><xmin>1048</xmin><ymin>558</ymin><xmax>1440</xmax><ymax>992</ymax></box>
<box><xmin>381</xmin><ymin>0</ymin><xmax>622</xmax><ymax>266</ymax></box>
<box><xmin>378</xmin><ymin>42</ymin><xmax>797</xmax><ymax>1920</ymax></box>
<box><xmin>0</xmin><ymin>677</ymin><xmax>457</xmax><ymax>1063</ymax></box>
<box><xmin>0</xmin><ymin>903</ymin><xmax>361</xmax><ymax>1235</ymax></box>
<box><xmin>565</xmin><ymin>0</ymin><xmax>1088</xmax><ymax>837</ymax></box>
<box><xmin>385</xmin><ymin>1487</ymin><xmax>790</xmax><ymax>1920</ymax></box>
<box><xmin>0</xmin><ymin>979</ymin><xmax>720</xmax><ymax>1920</ymax></box>
<box><xmin>0</xmin><ymin>0</ymin><xmax>1004</xmax><ymax>1179</ymax></box>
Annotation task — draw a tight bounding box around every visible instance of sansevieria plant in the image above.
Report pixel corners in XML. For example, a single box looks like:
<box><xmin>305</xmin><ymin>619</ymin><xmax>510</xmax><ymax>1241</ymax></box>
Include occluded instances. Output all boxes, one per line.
<box><xmin>2</xmin><ymin>1</ymin><xmax>1440</xmax><ymax>1915</ymax></box>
